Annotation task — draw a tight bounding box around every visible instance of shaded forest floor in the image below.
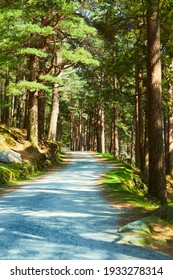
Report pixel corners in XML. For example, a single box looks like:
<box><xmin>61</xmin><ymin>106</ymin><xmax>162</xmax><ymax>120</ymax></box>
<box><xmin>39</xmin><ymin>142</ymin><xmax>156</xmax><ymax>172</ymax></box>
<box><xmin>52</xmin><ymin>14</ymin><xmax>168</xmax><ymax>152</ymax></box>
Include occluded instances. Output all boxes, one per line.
<box><xmin>92</xmin><ymin>153</ymin><xmax>173</xmax><ymax>258</ymax></box>
<box><xmin>0</xmin><ymin>124</ymin><xmax>60</xmax><ymax>162</ymax></box>
<box><xmin>0</xmin><ymin>124</ymin><xmax>63</xmax><ymax>192</ymax></box>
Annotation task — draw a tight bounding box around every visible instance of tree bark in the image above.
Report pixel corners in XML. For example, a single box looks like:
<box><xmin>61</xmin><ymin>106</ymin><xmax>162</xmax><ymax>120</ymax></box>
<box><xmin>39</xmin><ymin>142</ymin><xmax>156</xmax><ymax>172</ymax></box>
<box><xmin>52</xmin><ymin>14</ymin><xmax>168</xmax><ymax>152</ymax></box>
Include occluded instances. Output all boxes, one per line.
<box><xmin>27</xmin><ymin>90</ymin><xmax>39</xmax><ymax>147</ymax></box>
<box><xmin>135</xmin><ymin>67</ymin><xmax>141</xmax><ymax>168</ymax></box>
<box><xmin>70</xmin><ymin>113</ymin><xmax>75</xmax><ymax>151</ymax></box>
<box><xmin>97</xmin><ymin>107</ymin><xmax>105</xmax><ymax>153</ymax></box>
<box><xmin>38</xmin><ymin>91</ymin><xmax>46</xmax><ymax>140</ymax></box>
<box><xmin>164</xmin><ymin>117</ymin><xmax>169</xmax><ymax>175</ymax></box>
<box><xmin>27</xmin><ymin>55</ymin><xmax>39</xmax><ymax>147</ymax></box>
<box><xmin>2</xmin><ymin>68</ymin><xmax>10</xmax><ymax>125</ymax></box>
<box><xmin>147</xmin><ymin>0</ymin><xmax>167</xmax><ymax>203</ymax></box>
<box><xmin>167</xmin><ymin>84</ymin><xmax>173</xmax><ymax>175</ymax></box>
<box><xmin>113</xmin><ymin>76</ymin><xmax>119</xmax><ymax>157</ymax></box>
<box><xmin>101</xmin><ymin>108</ymin><xmax>105</xmax><ymax>153</ymax></box>
<box><xmin>113</xmin><ymin>106</ymin><xmax>119</xmax><ymax>157</ymax></box>
<box><xmin>48</xmin><ymin>83</ymin><xmax>60</xmax><ymax>142</ymax></box>
<box><xmin>78</xmin><ymin>108</ymin><xmax>84</xmax><ymax>151</ymax></box>
<box><xmin>86</xmin><ymin>113</ymin><xmax>92</xmax><ymax>151</ymax></box>
<box><xmin>23</xmin><ymin>93</ymin><xmax>29</xmax><ymax>129</ymax></box>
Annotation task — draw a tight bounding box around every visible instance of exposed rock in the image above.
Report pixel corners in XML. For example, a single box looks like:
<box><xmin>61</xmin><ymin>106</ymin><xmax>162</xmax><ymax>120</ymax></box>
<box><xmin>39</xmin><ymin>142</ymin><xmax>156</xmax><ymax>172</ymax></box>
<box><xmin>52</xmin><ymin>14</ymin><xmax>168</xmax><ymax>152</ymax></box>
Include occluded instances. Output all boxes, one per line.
<box><xmin>118</xmin><ymin>219</ymin><xmax>151</xmax><ymax>234</ymax></box>
<box><xmin>117</xmin><ymin>235</ymin><xmax>151</xmax><ymax>246</ymax></box>
<box><xmin>118</xmin><ymin>216</ymin><xmax>163</xmax><ymax>235</ymax></box>
<box><xmin>117</xmin><ymin>215</ymin><xmax>169</xmax><ymax>248</ymax></box>
<box><xmin>0</xmin><ymin>134</ymin><xmax>5</xmax><ymax>141</ymax></box>
<box><xmin>0</xmin><ymin>150</ymin><xmax>22</xmax><ymax>163</ymax></box>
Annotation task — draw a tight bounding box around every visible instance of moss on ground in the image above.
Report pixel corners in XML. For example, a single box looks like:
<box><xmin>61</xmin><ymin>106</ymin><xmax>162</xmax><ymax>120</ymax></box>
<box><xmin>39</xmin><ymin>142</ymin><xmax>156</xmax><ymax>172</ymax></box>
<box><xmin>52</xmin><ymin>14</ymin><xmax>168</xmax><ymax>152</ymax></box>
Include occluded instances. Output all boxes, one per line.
<box><xmin>0</xmin><ymin>151</ymin><xmax>64</xmax><ymax>188</ymax></box>
<box><xmin>0</xmin><ymin>125</ymin><xmax>64</xmax><ymax>189</ymax></box>
<box><xmin>0</xmin><ymin>161</ymin><xmax>40</xmax><ymax>186</ymax></box>
<box><xmin>100</xmin><ymin>152</ymin><xmax>173</xmax><ymax>213</ymax></box>
<box><xmin>99</xmin><ymin>152</ymin><xmax>173</xmax><ymax>256</ymax></box>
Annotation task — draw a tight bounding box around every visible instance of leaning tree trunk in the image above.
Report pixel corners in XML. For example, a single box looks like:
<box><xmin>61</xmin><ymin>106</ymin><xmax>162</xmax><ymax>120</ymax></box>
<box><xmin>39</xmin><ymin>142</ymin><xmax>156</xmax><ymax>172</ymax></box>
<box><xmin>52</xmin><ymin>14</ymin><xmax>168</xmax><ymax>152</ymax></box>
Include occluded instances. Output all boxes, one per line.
<box><xmin>147</xmin><ymin>0</ymin><xmax>167</xmax><ymax>204</ymax></box>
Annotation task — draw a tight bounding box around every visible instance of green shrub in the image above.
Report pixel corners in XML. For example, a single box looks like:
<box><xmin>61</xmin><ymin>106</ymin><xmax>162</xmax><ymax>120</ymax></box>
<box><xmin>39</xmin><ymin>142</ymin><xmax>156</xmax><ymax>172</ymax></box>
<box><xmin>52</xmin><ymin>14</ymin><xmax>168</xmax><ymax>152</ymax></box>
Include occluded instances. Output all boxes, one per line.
<box><xmin>0</xmin><ymin>160</ymin><xmax>39</xmax><ymax>186</ymax></box>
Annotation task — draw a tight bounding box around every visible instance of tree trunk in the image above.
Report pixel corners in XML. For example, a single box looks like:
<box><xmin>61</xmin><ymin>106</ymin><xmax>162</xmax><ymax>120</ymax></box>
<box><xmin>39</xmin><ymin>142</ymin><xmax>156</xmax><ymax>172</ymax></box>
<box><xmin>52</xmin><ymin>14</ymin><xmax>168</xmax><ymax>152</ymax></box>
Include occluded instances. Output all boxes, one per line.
<box><xmin>11</xmin><ymin>95</ymin><xmax>17</xmax><ymax>127</ymax></box>
<box><xmin>78</xmin><ymin>108</ymin><xmax>83</xmax><ymax>151</ymax></box>
<box><xmin>101</xmin><ymin>108</ymin><xmax>105</xmax><ymax>153</ymax></box>
<box><xmin>23</xmin><ymin>93</ymin><xmax>29</xmax><ymax>129</ymax></box>
<box><xmin>27</xmin><ymin>90</ymin><xmax>39</xmax><ymax>147</ymax></box>
<box><xmin>2</xmin><ymin>68</ymin><xmax>10</xmax><ymax>124</ymax></box>
<box><xmin>86</xmin><ymin>113</ymin><xmax>92</xmax><ymax>151</ymax></box>
<box><xmin>113</xmin><ymin>76</ymin><xmax>119</xmax><ymax>157</ymax></box>
<box><xmin>147</xmin><ymin>0</ymin><xmax>167</xmax><ymax>203</ymax></box>
<box><xmin>48</xmin><ymin>83</ymin><xmax>60</xmax><ymax>142</ymax></box>
<box><xmin>27</xmin><ymin>55</ymin><xmax>39</xmax><ymax>147</ymax></box>
<box><xmin>109</xmin><ymin>121</ymin><xmax>113</xmax><ymax>154</ymax></box>
<box><xmin>38</xmin><ymin>91</ymin><xmax>46</xmax><ymax>140</ymax></box>
<box><xmin>97</xmin><ymin>107</ymin><xmax>105</xmax><ymax>153</ymax></box>
<box><xmin>113</xmin><ymin>106</ymin><xmax>119</xmax><ymax>157</ymax></box>
<box><xmin>164</xmin><ymin>117</ymin><xmax>169</xmax><ymax>175</ymax></box>
<box><xmin>70</xmin><ymin>113</ymin><xmax>75</xmax><ymax>151</ymax></box>
<box><xmin>135</xmin><ymin>67</ymin><xmax>141</xmax><ymax>168</ymax></box>
<box><xmin>167</xmin><ymin>84</ymin><xmax>173</xmax><ymax>175</ymax></box>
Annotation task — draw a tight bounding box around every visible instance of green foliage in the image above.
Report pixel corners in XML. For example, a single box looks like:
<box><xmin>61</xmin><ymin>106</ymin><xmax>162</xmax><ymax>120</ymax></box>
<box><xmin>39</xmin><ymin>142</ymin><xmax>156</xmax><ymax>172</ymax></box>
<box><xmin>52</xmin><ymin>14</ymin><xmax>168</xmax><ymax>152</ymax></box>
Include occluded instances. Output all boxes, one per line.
<box><xmin>0</xmin><ymin>166</ymin><xmax>13</xmax><ymax>184</ymax></box>
<box><xmin>7</xmin><ymin>81</ymin><xmax>49</xmax><ymax>95</ymax></box>
<box><xmin>0</xmin><ymin>163</ymin><xmax>25</xmax><ymax>184</ymax></box>
<box><xmin>18</xmin><ymin>24</ymin><xmax>55</xmax><ymax>36</ymax></box>
<box><xmin>40</xmin><ymin>75</ymin><xmax>63</xmax><ymax>84</ymax></box>
<box><xmin>0</xmin><ymin>0</ymin><xmax>173</xmax><ymax>190</ymax></box>
<box><xmin>60</xmin><ymin>46</ymin><xmax>99</xmax><ymax>66</ymax></box>
<box><xmin>103</xmin><ymin>168</ymin><xmax>159</xmax><ymax>210</ymax></box>
<box><xmin>17</xmin><ymin>81</ymin><xmax>48</xmax><ymax>92</ymax></box>
<box><xmin>99</xmin><ymin>152</ymin><xmax>159</xmax><ymax>210</ymax></box>
<box><xmin>101</xmin><ymin>152</ymin><xmax>146</xmax><ymax>188</ymax></box>
<box><xmin>60</xmin><ymin>18</ymin><xmax>96</xmax><ymax>38</ymax></box>
<box><xmin>19</xmin><ymin>48</ymin><xmax>48</xmax><ymax>58</ymax></box>
<box><xmin>6</xmin><ymin>83</ymin><xmax>21</xmax><ymax>96</ymax></box>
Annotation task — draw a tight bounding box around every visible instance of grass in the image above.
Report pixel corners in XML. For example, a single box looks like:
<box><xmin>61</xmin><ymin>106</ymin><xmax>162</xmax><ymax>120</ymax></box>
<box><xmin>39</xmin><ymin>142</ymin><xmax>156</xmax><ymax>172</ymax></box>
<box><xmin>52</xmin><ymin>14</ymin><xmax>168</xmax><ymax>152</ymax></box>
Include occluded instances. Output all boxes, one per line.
<box><xmin>100</xmin><ymin>152</ymin><xmax>165</xmax><ymax>211</ymax></box>
<box><xmin>99</xmin><ymin>153</ymin><xmax>173</xmax><ymax>256</ymax></box>
<box><xmin>104</xmin><ymin>170</ymin><xmax>159</xmax><ymax>211</ymax></box>
<box><xmin>100</xmin><ymin>152</ymin><xmax>173</xmax><ymax>223</ymax></box>
<box><xmin>0</xmin><ymin>161</ymin><xmax>41</xmax><ymax>187</ymax></box>
<box><xmin>101</xmin><ymin>153</ymin><xmax>173</xmax><ymax>215</ymax></box>
<box><xmin>0</xmin><ymin>150</ymin><xmax>65</xmax><ymax>188</ymax></box>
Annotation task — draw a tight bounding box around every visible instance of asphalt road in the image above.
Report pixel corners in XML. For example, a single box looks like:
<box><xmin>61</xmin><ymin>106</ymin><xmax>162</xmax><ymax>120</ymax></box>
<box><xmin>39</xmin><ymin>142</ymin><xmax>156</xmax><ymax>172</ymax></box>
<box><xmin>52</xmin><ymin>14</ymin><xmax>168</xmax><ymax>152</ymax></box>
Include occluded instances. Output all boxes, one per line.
<box><xmin>0</xmin><ymin>152</ymin><xmax>172</xmax><ymax>260</ymax></box>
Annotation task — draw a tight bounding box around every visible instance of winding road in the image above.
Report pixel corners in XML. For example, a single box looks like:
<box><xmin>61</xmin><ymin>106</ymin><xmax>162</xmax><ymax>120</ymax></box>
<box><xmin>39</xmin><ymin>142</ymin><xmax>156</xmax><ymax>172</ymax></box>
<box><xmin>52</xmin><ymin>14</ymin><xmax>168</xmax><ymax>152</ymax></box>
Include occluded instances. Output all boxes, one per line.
<box><xmin>0</xmin><ymin>152</ymin><xmax>172</xmax><ymax>260</ymax></box>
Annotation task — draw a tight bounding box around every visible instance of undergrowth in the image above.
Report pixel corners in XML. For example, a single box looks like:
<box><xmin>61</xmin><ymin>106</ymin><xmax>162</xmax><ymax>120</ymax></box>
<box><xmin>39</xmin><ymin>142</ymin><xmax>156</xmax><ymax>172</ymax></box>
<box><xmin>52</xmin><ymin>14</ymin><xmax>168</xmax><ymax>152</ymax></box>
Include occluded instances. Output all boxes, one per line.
<box><xmin>0</xmin><ymin>144</ymin><xmax>64</xmax><ymax>188</ymax></box>
<box><xmin>0</xmin><ymin>161</ymin><xmax>42</xmax><ymax>186</ymax></box>
<box><xmin>100</xmin><ymin>152</ymin><xmax>173</xmax><ymax>223</ymax></box>
<box><xmin>100</xmin><ymin>153</ymin><xmax>173</xmax><ymax>256</ymax></box>
<box><xmin>100</xmin><ymin>153</ymin><xmax>160</xmax><ymax>211</ymax></box>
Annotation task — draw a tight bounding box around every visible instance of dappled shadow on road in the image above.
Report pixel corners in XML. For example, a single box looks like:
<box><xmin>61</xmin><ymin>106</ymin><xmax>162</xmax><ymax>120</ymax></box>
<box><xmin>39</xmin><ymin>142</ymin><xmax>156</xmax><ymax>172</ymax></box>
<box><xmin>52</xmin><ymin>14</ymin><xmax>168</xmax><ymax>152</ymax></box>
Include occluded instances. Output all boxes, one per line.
<box><xmin>0</xmin><ymin>152</ymin><xmax>172</xmax><ymax>260</ymax></box>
